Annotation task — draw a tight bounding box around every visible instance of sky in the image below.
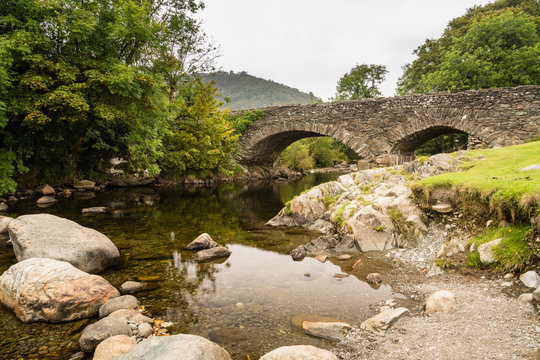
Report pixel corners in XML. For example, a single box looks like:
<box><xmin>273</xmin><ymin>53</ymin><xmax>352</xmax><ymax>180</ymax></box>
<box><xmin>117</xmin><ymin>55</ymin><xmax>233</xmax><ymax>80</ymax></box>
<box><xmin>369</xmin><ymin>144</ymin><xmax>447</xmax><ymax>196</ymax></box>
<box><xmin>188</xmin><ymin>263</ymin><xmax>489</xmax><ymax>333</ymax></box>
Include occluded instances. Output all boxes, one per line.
<box><xmin>198</xmin><ymin>0</ymin><xmax>494</xmax><ymax>101</ymax></box>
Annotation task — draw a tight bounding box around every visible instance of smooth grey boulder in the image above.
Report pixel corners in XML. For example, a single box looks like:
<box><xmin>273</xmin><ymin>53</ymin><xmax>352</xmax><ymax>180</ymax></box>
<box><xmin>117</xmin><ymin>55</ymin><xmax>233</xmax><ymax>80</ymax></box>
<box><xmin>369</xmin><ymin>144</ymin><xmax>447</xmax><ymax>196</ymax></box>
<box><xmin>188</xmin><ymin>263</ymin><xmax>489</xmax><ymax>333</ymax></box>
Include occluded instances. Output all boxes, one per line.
<box><xmin>8</xmin><ymin>214</ymin><xmax>119</xmax><ymax>273</ymax></box>
<box><xmin>115</xmin><ymin>334</ymin><xmax>232</xmax><ymax>359</ymax></box>
<box><xmin>197</xmin><ymin>246</ymin><xmax>231</xmax><ymax>261</ymax></box>
<box><xmin>0</xmin><ymin>258</ymin><xmax>119</xmax><ymax>323</ymax></box>
<box><xmin>93</xmin><ymin>335</ymin><xmax>136</xmax><ymax>360</ymax></box>
<box><xmin>107</xmin><ymin>309</ymin><xmax>153</xmax><ymax>325</ymax></box>
<box><xmin>0</xmin><ymin>216</ymin><xmax>13</xmax><ymax>234</ymax></box>
<box><xmin>519</xmin><ymin>271</ymin><xmax>540</xmax><ymax>288</ymax></box>
<box><xmin>79</xmin><ymin>317</ymin><xmax>133</xmax><ymax>352</ymax></box>
<box><xmin>186</xmin><ymin>233</ymin><xmax>218</xmax><ymax>250</ymax></box>
<box><xmin>260</xmin><ymin>345</ymin><xmax>338</xmax><ymax>360</ymax></box>
<box><xmin>478</xmin><ymin>238</ymin><xmax>502</xmax><ymax>265</ymax></box>
<box><xmin>137</xmin><ymin>322</ymin><xmax>153</xmax><ymax>338</ymax></box>
<box><xmin>99</xmin><ymin>295</ymin><xmax>139</xmax><ymax>318</ymax></box>
<box><xmin>120</xmin><ymin>281</ymin><xmax>144</xmax><ymax>293</ymax></box>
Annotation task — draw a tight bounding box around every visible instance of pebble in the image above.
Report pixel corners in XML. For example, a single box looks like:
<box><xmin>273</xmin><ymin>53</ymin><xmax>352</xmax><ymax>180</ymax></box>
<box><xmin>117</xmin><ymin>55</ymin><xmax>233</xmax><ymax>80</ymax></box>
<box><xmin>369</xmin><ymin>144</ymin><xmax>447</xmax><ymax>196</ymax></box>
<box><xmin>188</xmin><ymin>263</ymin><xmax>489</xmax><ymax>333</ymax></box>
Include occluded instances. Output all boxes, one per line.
<box><xmin>501</xmin><ymin>282</ymin><xmax>512</xmax><ymax>287</ymax></box>
<box><xmin>337</xmin><ymin>254</ymin><xmax>352</xmax><ymax>260</ymax></box>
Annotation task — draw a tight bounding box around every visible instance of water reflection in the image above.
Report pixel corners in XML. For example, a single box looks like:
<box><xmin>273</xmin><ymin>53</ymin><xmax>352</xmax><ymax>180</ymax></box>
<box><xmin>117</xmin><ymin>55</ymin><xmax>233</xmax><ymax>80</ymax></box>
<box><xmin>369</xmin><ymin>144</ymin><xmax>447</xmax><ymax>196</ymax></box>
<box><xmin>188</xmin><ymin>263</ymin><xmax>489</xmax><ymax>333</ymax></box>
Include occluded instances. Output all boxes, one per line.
<box><xmin>0</xmin><ymin>172</ymin><xmax>394</xmax><ymax>359</ymax></box>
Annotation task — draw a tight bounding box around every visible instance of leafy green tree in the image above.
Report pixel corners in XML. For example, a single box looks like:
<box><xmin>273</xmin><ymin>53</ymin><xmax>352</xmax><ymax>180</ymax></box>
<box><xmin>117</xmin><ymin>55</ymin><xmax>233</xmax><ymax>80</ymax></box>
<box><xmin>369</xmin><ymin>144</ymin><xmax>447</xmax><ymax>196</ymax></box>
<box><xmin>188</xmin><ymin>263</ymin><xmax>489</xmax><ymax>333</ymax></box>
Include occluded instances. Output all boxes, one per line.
<box><xmin>0</xmin><ymin>0</ymin><xmax>218</xmax><ymax>192</ymax></box>
<box><xmin>334</xmin><ymin>64</ymin><xmax>388</xmax><ymax>100</ymax></box>
<box><xmin>397</xmin><ymin>0</ymin><xmax>540</xmax><ymax>94</ymax></box>
<box><xmin>281</xmin><ymin>141</ymin><xmax>315</xmax><ymax>170</ymax></box>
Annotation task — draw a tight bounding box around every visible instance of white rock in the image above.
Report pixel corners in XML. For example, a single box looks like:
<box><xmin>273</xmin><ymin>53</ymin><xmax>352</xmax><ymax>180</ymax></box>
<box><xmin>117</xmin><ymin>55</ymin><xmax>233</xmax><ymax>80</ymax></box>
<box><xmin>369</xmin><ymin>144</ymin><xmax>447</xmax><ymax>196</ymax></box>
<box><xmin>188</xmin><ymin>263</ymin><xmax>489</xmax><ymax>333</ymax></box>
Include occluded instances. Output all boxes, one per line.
<box><xmin>360</xmin><ymin>307</ymin><xmax>409</xmax><ymax>335</ymax></box>
<box><xmin>424</xmin><ymin>290</ymin><xmax>457</xmax><ymax>314</ymax></box>
<box><xmin>519</xmin><ymin>271</ymin><xmax>540</xmax><ymax>288</ymax></box>
<box><xmin>431</xmin><ymin>203</ymin><xmax>453</xmax><ymax>213</ymax></box>
<box><xmin>260</xmin><ymin>345</ymin><xmax>338</xmax><ymax>360</ymax></box>
<box><xmin>477</xmin><ymin>238</ymin><xmax>502</xmax><ymax>265</ymax></box>
<box><xmin>186</xmin><ymin>233</ymin><xmax>218</xmax><ymax>250</ymax></box>
<box><xmin>302</xmin><ymin>320</ymin><xmax>351</xmax><ymax>341</ymax></box>
<box><xmin>0</xmin><ymin>216</ymin><xmax>14</xmax><ymax>234</ymax></box>
<box><xmin>518</xmin><ymin>293</ymin><xmax>533</xmax><ymax>305</ymax></box>
<box><xmin>520</xmin><ymin>164</ymin><xmax>540</xmax><ymax>171</ymax></box>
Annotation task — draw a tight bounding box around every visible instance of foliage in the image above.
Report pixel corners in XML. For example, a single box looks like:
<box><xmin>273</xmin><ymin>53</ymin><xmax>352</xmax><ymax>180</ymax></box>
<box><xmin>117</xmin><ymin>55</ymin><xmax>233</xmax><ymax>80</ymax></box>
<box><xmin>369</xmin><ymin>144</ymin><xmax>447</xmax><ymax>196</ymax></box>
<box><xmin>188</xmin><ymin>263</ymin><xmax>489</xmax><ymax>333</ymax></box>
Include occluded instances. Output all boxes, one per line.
<box><xmin>201</xmin><ymin>71</ymin><xmax>320</xmax><ymax>110</ymax></box>
<box><xmin>415</xmin><ymin>133</ymin><xmax>468</xmax><ymax>156</ymax></box>
<box><xmin>161</xmin><ymin>79</ymin><xmax>238</xmax><ymax>177</ymax></box>
<box><xmin>0</xmin><ymin>0</ymin><xmax>226</xmax><ymax>193</ymax></box>
<box><xmin>281</xmin><ymin>137</ymin><xmax>358</xmax><ymax>170</ymax></box>
<box><xmin>225</xmin><ymin>110</ymin><xmax>265</xmax><ymax>135</ymax></box>
<box><xmin>333</xmin><ymin>64</ymin><xmax>388</xmax><ymax>100</ymax></box>
<box><xmin>398</xmin><ymin>0</ymin><xmax>540</xmax><ymax>94</ymax></box>
<box><xmin>468</xmin><ymin>226</ymin><xmax>532</xmax><ymax>271</ymax></box>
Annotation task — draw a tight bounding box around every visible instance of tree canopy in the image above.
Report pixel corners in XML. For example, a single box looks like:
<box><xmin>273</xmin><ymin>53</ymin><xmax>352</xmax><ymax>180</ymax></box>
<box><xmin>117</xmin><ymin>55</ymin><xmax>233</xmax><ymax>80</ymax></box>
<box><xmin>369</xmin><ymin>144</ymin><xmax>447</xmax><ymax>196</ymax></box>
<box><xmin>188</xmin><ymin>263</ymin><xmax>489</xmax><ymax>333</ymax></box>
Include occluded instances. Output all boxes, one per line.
<box><xmin>0</xmin><ymin>0</ymin><xmax>228</xmax><ymax>192</ymax></box>
<box><xmin>334</xmin><ymin>64</ymin><xmax>387</xmax><ymax>100</ymax></box>
<box><xmin>397</xmin><ymin>0</ymin><xmax>540</xmax><ymax>94</ymax></box>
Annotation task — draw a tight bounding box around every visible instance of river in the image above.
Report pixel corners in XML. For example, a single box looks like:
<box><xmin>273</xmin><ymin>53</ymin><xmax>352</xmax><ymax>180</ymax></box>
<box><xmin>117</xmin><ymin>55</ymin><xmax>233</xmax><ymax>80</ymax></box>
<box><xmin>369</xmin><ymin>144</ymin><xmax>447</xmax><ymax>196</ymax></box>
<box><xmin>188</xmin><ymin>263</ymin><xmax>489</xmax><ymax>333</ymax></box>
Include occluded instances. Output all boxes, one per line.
<box><xmin>0</xmin><ymin>173</ymin><xmax>394</xmax><ymax>359</ymax></box>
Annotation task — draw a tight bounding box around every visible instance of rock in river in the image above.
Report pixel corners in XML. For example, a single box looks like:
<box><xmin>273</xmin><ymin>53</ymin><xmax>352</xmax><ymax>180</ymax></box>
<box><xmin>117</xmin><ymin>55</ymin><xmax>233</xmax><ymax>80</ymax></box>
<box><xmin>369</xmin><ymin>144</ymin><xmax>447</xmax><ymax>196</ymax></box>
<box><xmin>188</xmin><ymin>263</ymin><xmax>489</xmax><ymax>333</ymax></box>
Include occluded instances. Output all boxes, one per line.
<box><xmin>186</xmin><ymin>233</ymin><xmax>218</xmax><ymax>250</ymax></box>
<box><xmin>260</xmin><ymin>345</ymin><xmax>338</xmax><ymax>360</ymax></box>
<box><xmin>302</xmin><ymin>320</ymin><xmax>351</xmax><ymax>341</ymax></box>
<box><xmin>114</xmin><ymin>334</ymin><xmax>232</xmax><ymax>360</ymax></box>
<box><xmin>99</xmin><ymin>295</ymin><xmax>140</xmax><ymax>318</ymax></box>
<box><xmin>8</xmin><ymin>214</ymin><xmax>119</xmax><ymax>273</ymax></box>
<box><xmin>197</xmin><ymin>246</ymin><xmax>231</xmax><ymax>261</ymax></box>
<box><xmin>79</xmin><ymin>317</ymin><xmax>133</xmax><ymax>352</ymax></box>
<box><xmin>0</xmin><ymin>258</ymin><xmax>119</xmax><ymax>323</ymax></box>
<box><xmin>93</xmin><ymin>335</ymin><xmax>136</xmax><ymax>360</ymax></box>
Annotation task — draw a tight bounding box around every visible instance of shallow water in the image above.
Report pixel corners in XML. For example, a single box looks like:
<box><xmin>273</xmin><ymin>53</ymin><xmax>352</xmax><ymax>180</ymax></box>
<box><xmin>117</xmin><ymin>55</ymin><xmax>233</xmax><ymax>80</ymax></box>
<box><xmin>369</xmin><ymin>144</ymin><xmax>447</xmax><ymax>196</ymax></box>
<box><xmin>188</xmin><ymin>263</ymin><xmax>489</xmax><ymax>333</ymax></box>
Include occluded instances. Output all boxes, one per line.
<box><xmin>0</xmin><ymin>173</ymin><xmax>394</xmax><ymax>359</ymax></box>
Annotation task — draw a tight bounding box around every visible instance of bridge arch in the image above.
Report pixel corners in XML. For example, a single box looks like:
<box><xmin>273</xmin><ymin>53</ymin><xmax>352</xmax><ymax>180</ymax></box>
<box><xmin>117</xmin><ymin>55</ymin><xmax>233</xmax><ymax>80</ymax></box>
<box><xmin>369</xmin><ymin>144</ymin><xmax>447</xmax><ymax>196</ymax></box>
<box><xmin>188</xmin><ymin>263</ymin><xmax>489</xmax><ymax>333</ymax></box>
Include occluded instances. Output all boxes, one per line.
<box><xmin>236</xmin><ymin>122</ymin><xmax>370</xmax><ymax>166</ymax></box>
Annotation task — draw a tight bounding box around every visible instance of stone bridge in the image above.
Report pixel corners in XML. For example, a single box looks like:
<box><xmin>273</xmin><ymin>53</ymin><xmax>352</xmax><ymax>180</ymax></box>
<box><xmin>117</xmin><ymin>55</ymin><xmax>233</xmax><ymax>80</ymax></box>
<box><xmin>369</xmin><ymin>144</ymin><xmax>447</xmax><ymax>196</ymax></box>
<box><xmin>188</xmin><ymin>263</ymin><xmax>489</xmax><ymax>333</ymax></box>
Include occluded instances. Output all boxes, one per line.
<box><xmin>236</xmin><ymin>86</ymin><xmax>540</xmax><ymax>166</ymax></box>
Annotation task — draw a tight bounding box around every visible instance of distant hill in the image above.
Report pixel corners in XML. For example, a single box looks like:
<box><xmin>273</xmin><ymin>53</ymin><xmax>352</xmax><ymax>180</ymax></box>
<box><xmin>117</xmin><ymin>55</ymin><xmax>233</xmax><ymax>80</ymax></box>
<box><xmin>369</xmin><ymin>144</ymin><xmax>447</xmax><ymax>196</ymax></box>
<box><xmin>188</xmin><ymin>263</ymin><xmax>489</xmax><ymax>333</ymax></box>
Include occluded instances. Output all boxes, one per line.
<box><xmin>200</xmin><ymin>71</ymin><xmax>320</xmax><ymax>110</ymax></box>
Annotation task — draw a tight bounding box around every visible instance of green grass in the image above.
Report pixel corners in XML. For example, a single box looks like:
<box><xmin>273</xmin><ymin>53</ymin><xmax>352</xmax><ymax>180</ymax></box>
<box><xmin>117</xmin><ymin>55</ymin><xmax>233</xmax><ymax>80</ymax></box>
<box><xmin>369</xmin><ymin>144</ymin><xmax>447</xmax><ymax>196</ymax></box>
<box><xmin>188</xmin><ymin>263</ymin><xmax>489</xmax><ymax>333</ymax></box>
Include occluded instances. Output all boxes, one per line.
<box><xmin>416</xmin><ymin>141</ymin><xmax>540</xmax><ymax>216</ymax></box>
<box><xmin>468</xmin><ymin>226</ymin><xmax>532</xmax><ymax>271</ymax></box>
<box><xmin>386</xmin><ymin>208</ymin><xmax>402</xmax><ymax>220</ymax></box>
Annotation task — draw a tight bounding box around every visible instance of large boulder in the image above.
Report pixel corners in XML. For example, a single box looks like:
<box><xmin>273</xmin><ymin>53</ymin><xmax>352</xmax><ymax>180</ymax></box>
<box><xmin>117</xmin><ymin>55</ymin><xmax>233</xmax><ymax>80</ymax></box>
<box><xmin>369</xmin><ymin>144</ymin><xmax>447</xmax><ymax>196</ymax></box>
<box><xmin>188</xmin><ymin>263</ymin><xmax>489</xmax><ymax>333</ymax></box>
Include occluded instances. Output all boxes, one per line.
<box><xmin>79</xmin><ymin>316</ymin><xmax>133</xmax><ymax>352</ymax></box>
<box><xmin>197</xmin><ymin>246</ymin><xmax>231</xmax><ymax>261</ymax></box>
<box><xmin>115</xmin><ymin>334</ymin><xmax>232</xmax><ymax>359</ymax></box>
<box><xmin>0</xmin><ymin>258</ymin><xmax>119</xmax><ymax>323</ymax></box>
<box><xmin>260</xmin><ymin>345</ymin><xmax>338</xmax><ymax>360</ymax></box>
<box><xmin>8</xmin><ymin>214</ymin><xmax>119</xmax><ymax>273</ymax></box>
<box><xmin>349</xmin><ymin>206</ymin><xmax>394</xmax><ymax>251</ymax></box>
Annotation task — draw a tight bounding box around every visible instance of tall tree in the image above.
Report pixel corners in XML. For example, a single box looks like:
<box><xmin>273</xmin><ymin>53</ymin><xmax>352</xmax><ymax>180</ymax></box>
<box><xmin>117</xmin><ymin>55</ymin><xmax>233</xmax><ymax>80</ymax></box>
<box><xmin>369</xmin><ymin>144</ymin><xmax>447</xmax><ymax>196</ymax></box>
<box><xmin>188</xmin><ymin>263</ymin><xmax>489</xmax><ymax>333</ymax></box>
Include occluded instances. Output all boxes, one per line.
<box><xmin>334</xmin><ymin>64</ymin><xmax>387</xmax><ymax>100</ymax></box>
<box><xmin>397</xmin><ymin>0</ymin><xmax>540</xmax><ymax>94</ymax></box>
<box><xmin>0</xmin><ymin>0</ymin><xmax>218</xmax><ymax>191</ymax></box>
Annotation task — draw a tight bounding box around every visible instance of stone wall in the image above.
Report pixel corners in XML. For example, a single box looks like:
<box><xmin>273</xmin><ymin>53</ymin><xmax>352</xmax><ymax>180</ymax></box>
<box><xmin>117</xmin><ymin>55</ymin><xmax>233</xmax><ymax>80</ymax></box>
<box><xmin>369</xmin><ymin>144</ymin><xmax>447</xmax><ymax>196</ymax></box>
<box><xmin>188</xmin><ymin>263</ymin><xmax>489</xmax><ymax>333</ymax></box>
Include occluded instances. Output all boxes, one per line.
<box><xmin>237</xmin><ymin>86</ymin><xmax>540</xmax><ymax>165</ymax></box>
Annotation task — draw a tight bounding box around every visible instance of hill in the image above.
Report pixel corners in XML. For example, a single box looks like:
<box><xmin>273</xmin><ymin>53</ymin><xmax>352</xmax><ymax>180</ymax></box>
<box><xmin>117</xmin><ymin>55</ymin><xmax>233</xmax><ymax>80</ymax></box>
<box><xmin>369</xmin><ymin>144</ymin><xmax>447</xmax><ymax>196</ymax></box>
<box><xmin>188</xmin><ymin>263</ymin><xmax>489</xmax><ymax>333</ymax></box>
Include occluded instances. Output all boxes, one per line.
<box><xmin>200</xmin><ymin>71</ymin><xmax>320</xmax><ymax>110</ymax></box>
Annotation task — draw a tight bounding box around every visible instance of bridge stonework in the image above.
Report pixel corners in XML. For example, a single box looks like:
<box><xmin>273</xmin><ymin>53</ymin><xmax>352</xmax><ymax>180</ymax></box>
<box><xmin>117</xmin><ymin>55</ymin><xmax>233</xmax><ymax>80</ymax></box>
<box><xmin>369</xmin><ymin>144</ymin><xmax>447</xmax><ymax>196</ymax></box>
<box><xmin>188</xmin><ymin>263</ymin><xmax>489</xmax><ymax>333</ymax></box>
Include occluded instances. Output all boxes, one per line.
<box><xmin>236</xmin><ymin>86</ymin><xmax>540</xmax><ymax>166</ymax></box>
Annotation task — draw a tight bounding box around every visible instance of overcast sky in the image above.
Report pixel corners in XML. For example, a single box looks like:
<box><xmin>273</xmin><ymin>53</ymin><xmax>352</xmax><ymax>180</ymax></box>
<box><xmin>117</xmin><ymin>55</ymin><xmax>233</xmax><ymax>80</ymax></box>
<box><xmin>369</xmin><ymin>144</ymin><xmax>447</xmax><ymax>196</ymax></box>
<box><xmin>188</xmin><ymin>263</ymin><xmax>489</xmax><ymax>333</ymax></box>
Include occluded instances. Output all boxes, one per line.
<box><xmin>198</xmin><ymin>0</ymin><xmax>494</xmax><ymax>101</ymax></box>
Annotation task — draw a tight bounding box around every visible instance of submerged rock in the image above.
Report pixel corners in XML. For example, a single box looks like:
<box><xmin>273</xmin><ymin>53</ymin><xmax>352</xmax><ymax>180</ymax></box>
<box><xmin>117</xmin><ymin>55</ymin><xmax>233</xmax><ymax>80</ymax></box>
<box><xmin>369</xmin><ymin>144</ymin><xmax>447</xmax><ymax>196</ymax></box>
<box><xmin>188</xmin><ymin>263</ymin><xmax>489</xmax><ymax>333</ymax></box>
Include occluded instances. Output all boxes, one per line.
<box><xmin>37</xmin><ymin>196</ymin><xmax>57</xmax><ymax>205</ymax></box>
<box><xmin>0</xmin><ymin>258</ymin><xmax>119</xmax><ymax>323</ymax></box>
<box><xmin>366</xmin><ymin>273</ymin><xmax>383</xmax><ymax>285</ymax></box>
<box><xmin>197</xmin><ymin>246</ymin><xmax>231</xmax><ymax>261</ymax></box>
<box><xmin>82</xmin><ymin>206</ymin><xmax>107</xmax><ymax>214</ymax></box>
<box><xmin>302</xmin><ymin>320</ymin><xmax>351</xmax><ymax>341</ymax></box>
<box><xmin>260</xmin><ymin>345</ymin><xmax>338</xmax><ymax>360</ymax></box>
<box><xmin>424</xmin><ymin>290</ymin><xmax>457</xmax><ymax>314</ymax></box>
<box><xmin>8</xmin><ymin>214</ymin><xmax>119</xmax><ymax>273</ymax></box>
<box><xmin>186</xmin><ymin>233</ymin><xmax>218</xmax><ymax>250</ymax></box>
<box><xmin>120</xmin><ymin>281</ymin><xmax>144</xmax><ymax>293</ymax></box>
<box><xmin>114</xmin><ymin>334</ymin><xmax>232</xmax><ymax>360</ymax></box>
<box><xmin>74</xmin><ymin>180</ymin><xmax>96</xmax><ymax>190</ymax></box>
<box><xmin>360</xmin><ymin>307</ymin><xmax>409</xmax><ymax>335</ymax></box>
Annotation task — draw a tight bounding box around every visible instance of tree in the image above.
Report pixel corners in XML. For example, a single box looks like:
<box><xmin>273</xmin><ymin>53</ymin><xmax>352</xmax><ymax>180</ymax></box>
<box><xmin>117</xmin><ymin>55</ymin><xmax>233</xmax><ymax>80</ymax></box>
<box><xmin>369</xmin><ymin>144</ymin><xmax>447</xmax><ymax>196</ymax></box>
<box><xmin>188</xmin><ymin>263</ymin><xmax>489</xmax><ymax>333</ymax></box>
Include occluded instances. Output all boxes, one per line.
<box><xmin>0</xmin><ymin>0</ymin><xmax>218</xmax><ymax>191</ymax></box>
<box><xmin>397</xmin><ymin>0</ymin><xmax>540</xmax><ymax>94</ymax></box>
<box><xmin>334</xmin><ymin>64</ymin><xmax>388</xmax><ymax>100</ymax></box>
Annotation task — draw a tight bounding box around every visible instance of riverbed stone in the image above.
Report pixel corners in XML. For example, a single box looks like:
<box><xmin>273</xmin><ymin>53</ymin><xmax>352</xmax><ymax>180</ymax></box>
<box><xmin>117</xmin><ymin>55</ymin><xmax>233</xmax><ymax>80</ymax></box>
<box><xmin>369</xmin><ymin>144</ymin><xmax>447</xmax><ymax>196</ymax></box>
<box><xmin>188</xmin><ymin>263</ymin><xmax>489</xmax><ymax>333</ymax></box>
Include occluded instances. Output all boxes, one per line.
<box><xmin>120</xmin><ymin>281</ymin><xmax>144</xmax><ymax>293</ymax></box>
<box><xmin>37</xmin><ymin>196</ymin><xmax>57</xmax><ymax>205</ymax></box>
<box><xmin>0</xmin><ymin>258</ymin><xmax>119</xmax><ymax>323</ymax></box>
<box><xmin>93</xmin><ymin>335</ymin><xmax>136</xmax><ymax>360</ymax></box>
<box><xmin>0</xmin><ymin>216</ymin><xmax>13</xmax><ymax>234</ymax></box>
<box><xmin>366</xmin><ymin>272</ymin><xmax>383</xmax><ymax>285</ymax></box>
<box><xmin>107</xmin><ymin>309</ymin><xmax>153</xmax><ymax>325</ymax></box>
<box><xmin>431</xmin><ymin>203</ymin><xmax>453</xmax><ymax>213</ymax></box>
<box><xmin>82</xmin><ymin>206</ymin><xmax>106</xmax><ymax>214</ymax></box>
<box><xmin>424</xmin><ymin>290</ymin><xmax>457</xmax><ymax>314</ymax></box>
<box><xmin>478</xmin><ymin>238</ymin><xmax>502</xmax><ymax>265</ymax></box>
<box><xmin>115</xmin><ymin>334</ymin><xmax>232</xmax><ymax>359</ymax></box>
<box><xmin>260</xmin><ymin>345</ymin><xmax>338</xmax><ymax>360</ymax></box>
<box><xmin>99</xmin><ymin>295</ymin><xmax>139</xmax><ymax>318</ymax></box>
<box><xmin>197</xmin><ymin>246</ymin><xmax>231</xmax><ymax>261</ymax></box>
<box><xmin>7</xmin><ymin>214</ymin><xmax>120</xmax><ymax>273</ymax></box>
<box><xmin>0</xmin><ymin>203</ymin><xmax>7</xmax><ymax>212</ymax></box>
<box><xmin>360</xmin><ymin>307</ymin><xmax>410</xmax><ymax>335</ymax></box>
<box><xmin>302</xmin><ymin>320</ymin><xmax>351</xmax><ymax>341</ymax></box>
<box><xmin>74</xmin><ymin>180</ymin><xmax>95</xmax><ymax>190</ymax></box>
<box><xmin>291</xmin><ymin>245</ymin><xmax>306</xmax><ymax>260</ymax></box>
<box><xmin>37</xmin><ymin>184</ymin><xmax>55</xmax><ymax>195</ymax></box>
<box><xmin>519</xmin><ymin>271</ymin><xmax>540</xmax><ymax>288</ymax></box>
<box><xmin>137</xmin><ymin>322</ymin><xmax>153</xmax><ymax>338</ymax></box>
<box><xmin>186</xmin><ymin>233</ymin><xmax>218</xmax><ymax>250</ymax></box>
<box><xmin>79</xmin><ymin>317</ymin><xmax>133</xmax><ymax>352</ymax></box>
